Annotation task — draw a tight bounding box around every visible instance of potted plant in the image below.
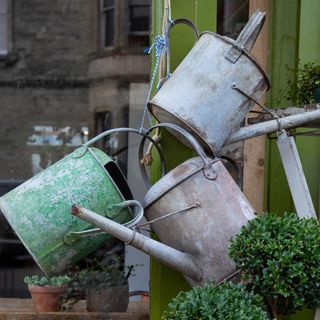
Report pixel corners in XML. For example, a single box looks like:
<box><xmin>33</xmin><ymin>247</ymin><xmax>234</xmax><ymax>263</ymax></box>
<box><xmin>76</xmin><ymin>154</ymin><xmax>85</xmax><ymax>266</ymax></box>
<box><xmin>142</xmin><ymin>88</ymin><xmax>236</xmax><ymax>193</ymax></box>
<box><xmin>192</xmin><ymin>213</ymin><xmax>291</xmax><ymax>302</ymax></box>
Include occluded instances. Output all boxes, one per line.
<box><xmin>69</xmin><ymin>257</ymin><xmax>133</xmax><ymax>312</ymax></box>
<box><xmin>286</xmin><ymin>61</ymin><xmax>320</xmax><ymax>104</ymax></box>
<box><xmin>24</xmin><ymin>275</ymin><xmax>71</xmax><ymax>312</ymax></box>
<box><xmin>162</xmin><ymin>282</ymin><xmax>269</xmax><ymax>319</ymax></box>
<box><xmin>230</xmin><ymin>212</ymin><xmax>320</xmax><ymax>319</ymax></box>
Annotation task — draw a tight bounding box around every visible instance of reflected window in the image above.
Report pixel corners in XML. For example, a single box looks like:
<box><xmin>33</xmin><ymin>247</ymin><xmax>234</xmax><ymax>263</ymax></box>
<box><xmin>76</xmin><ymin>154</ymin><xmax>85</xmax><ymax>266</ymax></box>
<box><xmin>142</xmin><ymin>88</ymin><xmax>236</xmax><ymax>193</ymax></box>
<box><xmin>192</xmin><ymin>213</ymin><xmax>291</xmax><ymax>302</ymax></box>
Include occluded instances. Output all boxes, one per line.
<box><xmin>95</xmin><ymin>109</ymin><xmax>129</xmax><ymax>175</ymax></box>
<box><xmin>95</xmin><ymin>111</ymin><xmax>113</xmax><ymax>155</ymax></box>
<box><xmin>217</xmin><ymin>0</ymin><xmax>249</xmax><ymax>39</ymax></box>
<box><xmin>0</xmin><ymin>0</ymin><xmax>10</xmax><ymax>55</ymax></box>
<box><xmin>101</xmin><ymin>0</ymin><xmax>115</xmax><ymax>47</ymax></box>
<box><xmin>129</xmin><ymin>0</ymin><xmax>150</xmax><ymax>34</ymax></box>
<box><xmin>128</xmin><ymin>0</ymin><xmax>150</xmax><ymax>48</ymax></box>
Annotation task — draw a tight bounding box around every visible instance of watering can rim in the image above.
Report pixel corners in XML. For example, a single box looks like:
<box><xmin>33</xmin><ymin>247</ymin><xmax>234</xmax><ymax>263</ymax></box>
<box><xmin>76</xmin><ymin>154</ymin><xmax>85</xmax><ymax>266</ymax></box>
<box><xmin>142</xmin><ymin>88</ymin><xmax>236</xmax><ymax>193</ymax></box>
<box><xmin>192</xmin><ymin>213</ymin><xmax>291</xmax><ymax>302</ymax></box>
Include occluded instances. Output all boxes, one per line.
<box><xmin>85</xmin><ymin>147</ymin><xmax>133</xmax><ymax>201</ymax></box>
<box><xmin>147</xmin><ymin>99</ymin><xmax>214</xmax><ymax>155</ymax></box>
<box><xmin>196</xmin><ymin>31</ymin><xmax>270</xmax><ymax>90</ymax></box>
<box><xmin>146</xmin><ymin>102</ymin><xmax>217</xmax><ymax>155</ymax></box>
<box><xmin>143</xmin><ymin>156</ymin><xmax>216</xmax><ymax>208</ymax></box>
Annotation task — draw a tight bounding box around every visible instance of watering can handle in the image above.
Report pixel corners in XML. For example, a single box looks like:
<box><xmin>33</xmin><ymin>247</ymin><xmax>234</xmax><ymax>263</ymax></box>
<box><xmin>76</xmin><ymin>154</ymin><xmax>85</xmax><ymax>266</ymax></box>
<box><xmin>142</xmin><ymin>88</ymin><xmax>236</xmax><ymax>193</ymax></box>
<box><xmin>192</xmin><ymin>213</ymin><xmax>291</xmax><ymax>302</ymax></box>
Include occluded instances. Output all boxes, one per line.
<box><xmin>225</xmin><ymin>10</ymin><xmax>266</xmax><ymax>63</ymax></box>
<box><xmin>139</xmin><ymin>123</ymin><xmax>217</xmax><ymax>182</ymax></box>
<box><xmin>64</xmin><ymin>200</ymin><xmax>144</xmax><ymax>245</ymax></box>
<box><xmin>165</xmin><ymin>18</ymin><xmax>199</xmax><ymax>78</ymax></box>
<box><xmin>82</xmin><ymin>127</ymin><xmax>166</xmax><ymax>180</ymax></box>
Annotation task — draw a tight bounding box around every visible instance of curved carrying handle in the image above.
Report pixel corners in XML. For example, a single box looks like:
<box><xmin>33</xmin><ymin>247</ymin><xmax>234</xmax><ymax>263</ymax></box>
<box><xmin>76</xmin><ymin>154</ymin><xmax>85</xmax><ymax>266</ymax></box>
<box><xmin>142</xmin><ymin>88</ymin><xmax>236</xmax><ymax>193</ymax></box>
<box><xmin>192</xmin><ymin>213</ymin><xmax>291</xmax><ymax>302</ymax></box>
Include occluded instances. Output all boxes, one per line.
<box><xmin>107</xmin><ymin>200</ymin><xmax>144</xmax><ymax>228</ymax></box>
<box><xmin>82</xmin><ymin>127</ymin><xmax>166</xmax><ymax>187</ymax></box>
<box><xmin>165</xmin><ymin>18</ymin><xmax>199</xmax><ymax>79</ymax></box>
<box><xmin>139</xmin><ymin>123</ymin><xmax>217</xmax><ymax>184</ymax></box>
<box><xmin>64</xmin><ymin>200</ymin><xmax>144</xmax><ymax>245</ymax></box>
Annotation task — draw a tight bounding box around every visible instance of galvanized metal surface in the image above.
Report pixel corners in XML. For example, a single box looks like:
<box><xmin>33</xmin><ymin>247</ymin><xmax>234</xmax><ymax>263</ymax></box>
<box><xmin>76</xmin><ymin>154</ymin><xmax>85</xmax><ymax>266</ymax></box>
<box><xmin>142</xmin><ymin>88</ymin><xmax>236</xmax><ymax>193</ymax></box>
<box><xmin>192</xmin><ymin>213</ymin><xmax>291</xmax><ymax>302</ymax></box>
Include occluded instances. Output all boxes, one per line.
<box><xmin>143</xmin><ymin>158</ymin><xmax>256</xmax><ymax>285</ymax></box>
<box><xmin>247</xmin><ymin>103</ymin><xmax>320</xmax><ymax>126</ymax></box>
<box><xmin>148</xmin><ymin>13</ymin><xmax>269</xmax><ymax>154</ymax></box>
<box><xmin>140</xmin><ymin>123</ymin><xmax>255</xmax><ymax>285</ymax></box>
<box><xmin>225</xmin><ymin>10</ymin><xmax>265</xmax><ymax>63</ymax></box>
<box><xmin>277</xmin><ymin>130</ymin><xmax>316</xmax><ymax>218</ymax></box>
<box><xmin>71</xmin><ymin>205</ymin><xmax>201</xmax><ymax>283</ymax></box>
<box><xmin>0</xmin><ymin>147</ymin><xmax>132</xmax><ymax>276</ymax></box>
<box><xmin>71</xmin><ymin>123</ymin><xmax>256</xmax><ymax>286</ymax></box>
<box><xmin>227</xmin><ymin>108</ymin><xmax>320</xmax><ymax>145</ymax></box>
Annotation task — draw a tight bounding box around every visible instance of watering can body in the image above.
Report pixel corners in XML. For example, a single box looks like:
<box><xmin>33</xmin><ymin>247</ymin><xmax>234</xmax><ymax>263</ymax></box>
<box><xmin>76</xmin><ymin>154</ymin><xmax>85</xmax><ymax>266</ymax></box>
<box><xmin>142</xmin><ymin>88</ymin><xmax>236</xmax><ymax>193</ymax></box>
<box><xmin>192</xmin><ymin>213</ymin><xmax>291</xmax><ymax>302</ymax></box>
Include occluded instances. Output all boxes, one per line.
<box><xmin>70</xmin><ymin>124</ymin><xmax>257</xmax><ymax>286</ymax></box>
<box><xmin>0</xmin><ymin>146</ymin><xmax>137</xmax><ymax>277</ymax></box>
<box><xmin>143</xmin><ymin>156</ymin><xmax>256</xmax><ymax>285</ymax></box>
<box><xmin>148</xmin><ymin>11</ymin><xmax>270</xmax><ymax>154</ymax></box>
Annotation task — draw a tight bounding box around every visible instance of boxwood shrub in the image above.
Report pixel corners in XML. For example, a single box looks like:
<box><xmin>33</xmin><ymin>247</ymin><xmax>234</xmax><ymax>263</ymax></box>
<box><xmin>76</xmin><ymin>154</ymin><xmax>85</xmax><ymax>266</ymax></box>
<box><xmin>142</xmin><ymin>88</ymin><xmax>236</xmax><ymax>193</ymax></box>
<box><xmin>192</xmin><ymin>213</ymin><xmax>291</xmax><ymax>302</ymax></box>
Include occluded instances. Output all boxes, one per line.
<box><xmin>162</xmin><ymin>282</ymin><xmax>268</xmax><ymax>320</ymax></box>
<box><xmin>230</xmin><ymin>212</ymin><xmax>320</xmax><ymax>319</ymax></box>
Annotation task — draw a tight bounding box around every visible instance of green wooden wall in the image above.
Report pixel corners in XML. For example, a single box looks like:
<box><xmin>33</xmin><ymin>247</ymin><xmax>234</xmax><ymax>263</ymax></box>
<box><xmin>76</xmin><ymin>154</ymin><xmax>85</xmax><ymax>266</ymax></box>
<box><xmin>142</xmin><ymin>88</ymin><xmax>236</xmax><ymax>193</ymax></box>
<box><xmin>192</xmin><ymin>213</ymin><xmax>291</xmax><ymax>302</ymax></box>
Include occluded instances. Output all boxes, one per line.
<box><xmin>150</xmin><ymin>1</ymin><xmax>216</xmax><ymax>319</ymax></box>
<box><xmin>266</xmin><ymin>0</ymin><xmax>320</xmax><ymax>319</ymax></box>
<box><xmin>266</xmin><ymin>0</ymin><xmax>320</xmax><ymax>215</ymax></box>
<box><xmin>150</xmin><ymin>0</ymin><xmax>320</xmax><ymax>319</ymax></box>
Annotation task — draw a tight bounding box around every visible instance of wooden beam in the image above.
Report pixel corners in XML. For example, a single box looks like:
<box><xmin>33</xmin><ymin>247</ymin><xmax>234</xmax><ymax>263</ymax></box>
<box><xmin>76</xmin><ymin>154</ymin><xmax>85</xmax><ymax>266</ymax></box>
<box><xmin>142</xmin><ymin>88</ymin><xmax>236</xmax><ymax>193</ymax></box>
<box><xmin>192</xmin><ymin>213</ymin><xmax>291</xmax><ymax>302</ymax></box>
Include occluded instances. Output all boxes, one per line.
<box><xmin>243</xmin><ymin>0</ymin><xmax>270</xmax><ymax>212</ymax></box>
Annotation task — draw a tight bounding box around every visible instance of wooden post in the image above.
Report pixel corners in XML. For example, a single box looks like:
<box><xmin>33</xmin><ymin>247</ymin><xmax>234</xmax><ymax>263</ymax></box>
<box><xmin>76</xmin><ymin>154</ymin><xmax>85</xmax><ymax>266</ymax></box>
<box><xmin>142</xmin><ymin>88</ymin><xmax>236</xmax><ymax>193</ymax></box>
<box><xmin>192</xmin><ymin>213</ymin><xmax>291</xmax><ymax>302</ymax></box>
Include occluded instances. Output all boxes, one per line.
<box><xmin>243</xmin><ymin>0</ymin><xmax>270</xmax><ymax>212</ymax></box>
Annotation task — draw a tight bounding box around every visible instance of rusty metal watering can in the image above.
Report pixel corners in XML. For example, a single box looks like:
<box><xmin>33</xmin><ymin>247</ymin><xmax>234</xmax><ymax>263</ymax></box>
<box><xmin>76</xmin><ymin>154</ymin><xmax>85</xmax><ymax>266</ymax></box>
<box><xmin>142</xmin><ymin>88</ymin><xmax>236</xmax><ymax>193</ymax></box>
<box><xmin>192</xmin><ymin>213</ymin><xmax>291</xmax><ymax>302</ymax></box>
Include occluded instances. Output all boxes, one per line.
<box><xmin>0</xmin><ymin>128</ymin><xmax>164</xmax><ymax>276</ymax></box>
<box><xmin>148</xmin><ymin>10</ymin><xmax>270</xmax><ymax>154</ymax></box>
<box><xmin>71</xmin><ymin>123</ymin><xmax>257</xmax><ymax>286</ymax></box>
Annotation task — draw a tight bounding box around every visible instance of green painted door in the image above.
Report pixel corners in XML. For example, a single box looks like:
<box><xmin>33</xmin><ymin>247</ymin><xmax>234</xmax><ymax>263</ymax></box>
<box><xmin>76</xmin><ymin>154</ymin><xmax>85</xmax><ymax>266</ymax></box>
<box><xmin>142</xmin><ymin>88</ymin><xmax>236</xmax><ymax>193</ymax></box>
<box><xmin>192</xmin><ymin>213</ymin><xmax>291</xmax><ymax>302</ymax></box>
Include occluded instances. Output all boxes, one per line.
<box><xmin>150</xmin><ymin>1</ymin><xmax>216</xmax><ymax>319</ymax></box>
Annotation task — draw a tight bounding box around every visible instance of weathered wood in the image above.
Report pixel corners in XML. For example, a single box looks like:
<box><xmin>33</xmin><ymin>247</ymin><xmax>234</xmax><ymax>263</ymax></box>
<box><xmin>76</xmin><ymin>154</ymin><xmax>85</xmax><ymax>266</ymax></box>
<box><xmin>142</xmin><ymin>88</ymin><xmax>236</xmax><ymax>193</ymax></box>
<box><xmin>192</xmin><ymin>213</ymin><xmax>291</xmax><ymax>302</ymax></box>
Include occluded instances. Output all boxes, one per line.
<box><xmin>0</xmin><ymin>299</ymin><xmax>149</xmax><ymax>320</ymax></box>
<box><xmin>247</xmin><ymin>104</ymin><xmax>320</xmax><ymax>126</ymax></box>
<box><xmin>243</xmin><ymin>0</ymin><xmax>270</xmax><ymax>212</ymax></box>
<box><xmin>277</xmin><ymin>130</ymin><xmax>316</xmax><ymax>218</ymax></box>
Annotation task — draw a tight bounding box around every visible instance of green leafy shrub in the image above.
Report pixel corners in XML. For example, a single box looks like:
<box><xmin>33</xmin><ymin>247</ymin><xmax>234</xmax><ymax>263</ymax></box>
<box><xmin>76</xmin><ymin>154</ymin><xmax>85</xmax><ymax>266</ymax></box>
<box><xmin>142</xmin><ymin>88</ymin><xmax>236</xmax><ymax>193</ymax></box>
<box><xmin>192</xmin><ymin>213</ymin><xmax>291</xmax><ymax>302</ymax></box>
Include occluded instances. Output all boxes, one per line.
<box><xmin>24</xmin><ymin>275</ymin><xmax>71</xmax><ymax>287</ymax></box>
<box><xmin>162</xmin><ymin>282</ymin><xmax>268</xmax><ymax>320</ymax></box>
<box><xmin>230</xmin><ymin>212</ymin><xmax>320</xmax><ymax>319</ymax></box>
<box><xmin>286</xmin><ymin>61</ymin><xmax>320</xmax><ymax>104</ymax></box>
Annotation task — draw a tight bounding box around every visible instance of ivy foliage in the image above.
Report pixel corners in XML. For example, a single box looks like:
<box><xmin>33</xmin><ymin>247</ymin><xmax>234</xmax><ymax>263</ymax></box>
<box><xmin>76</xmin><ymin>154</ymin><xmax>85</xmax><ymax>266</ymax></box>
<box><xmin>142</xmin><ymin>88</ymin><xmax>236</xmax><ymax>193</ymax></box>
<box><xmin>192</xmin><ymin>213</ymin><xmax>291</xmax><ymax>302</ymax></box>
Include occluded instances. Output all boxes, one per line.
<box><xmin>230</xmin><ymin>212</ymin><xmax>320</xmax><ymax>319</ymax></box>
<box><xmin>162</xmin><ymin>282</ymin><xmax>268</xmax><ymax>320</ymax></box>
<box><xmin>286</xmin><ymin>61</ymin><xmax>320</xmax><ymax>104</ymax></box>
<box><xmin>24</xmin><ymin>275</ymin><xmax>71</xmax><ymax>287</ymax></box>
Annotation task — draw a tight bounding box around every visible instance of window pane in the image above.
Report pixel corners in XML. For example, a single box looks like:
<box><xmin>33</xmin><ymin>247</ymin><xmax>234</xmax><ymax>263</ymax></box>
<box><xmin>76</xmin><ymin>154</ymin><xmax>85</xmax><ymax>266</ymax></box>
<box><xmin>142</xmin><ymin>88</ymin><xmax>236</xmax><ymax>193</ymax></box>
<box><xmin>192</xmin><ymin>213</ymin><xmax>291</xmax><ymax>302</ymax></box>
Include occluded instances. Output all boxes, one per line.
<box><xmin>217</xmin><ymin>0</ymin><xmax>249</xmax><ymax>39</ymax></box>
<box><xmin>103</xmin><ymin>0</ymin><xmax>114</xmax><ymax>9</ymax></box>
<box><xmin>129</xmin><ymin>0</ymin><xmax>149</xmax><ymax>5</ymax></box>
<box><xmin>129</xmin><ymin>5</ymin><xmax>150</xmax><ymax>32</ymax></box>
<box><xmin>105</xmin><ymin>9</ymin><xmax>114</xmax><ymax>46</ymax></box>
<box><xmin>0</xmin><ymin>13</ymin><xmax>8</xmax><ymax>54</ymax></box>
<box><xmin>0</xmin><ymin>0</ymin><xmax>8</xmax><ymax>14</ymax></box>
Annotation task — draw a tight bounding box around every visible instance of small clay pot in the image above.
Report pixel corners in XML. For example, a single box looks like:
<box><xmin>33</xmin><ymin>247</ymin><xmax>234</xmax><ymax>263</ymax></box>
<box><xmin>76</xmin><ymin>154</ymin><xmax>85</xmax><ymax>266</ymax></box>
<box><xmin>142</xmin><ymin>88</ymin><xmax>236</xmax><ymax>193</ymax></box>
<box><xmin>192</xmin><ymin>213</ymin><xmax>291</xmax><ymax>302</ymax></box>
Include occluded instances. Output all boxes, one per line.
<box><xmin>86</xmin><ymin>283</ymin><xmax>129</xmax><ymax>312</ymax></box>
<box><xmin>28</xmin><ymin>284</ymin><xmax>67</xmax><ymax>312</ymax></box>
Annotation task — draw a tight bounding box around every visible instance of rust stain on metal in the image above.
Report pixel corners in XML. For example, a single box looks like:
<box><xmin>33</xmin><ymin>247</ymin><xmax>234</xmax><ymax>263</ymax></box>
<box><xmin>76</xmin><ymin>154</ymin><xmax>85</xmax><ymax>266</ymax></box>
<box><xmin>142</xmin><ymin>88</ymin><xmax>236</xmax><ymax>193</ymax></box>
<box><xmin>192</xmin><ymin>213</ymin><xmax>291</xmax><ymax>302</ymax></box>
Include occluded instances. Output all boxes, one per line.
<box><xmin>71</xmin><ymin>204</ymin><xmax>80</xmax><ymax>215</ymax></box>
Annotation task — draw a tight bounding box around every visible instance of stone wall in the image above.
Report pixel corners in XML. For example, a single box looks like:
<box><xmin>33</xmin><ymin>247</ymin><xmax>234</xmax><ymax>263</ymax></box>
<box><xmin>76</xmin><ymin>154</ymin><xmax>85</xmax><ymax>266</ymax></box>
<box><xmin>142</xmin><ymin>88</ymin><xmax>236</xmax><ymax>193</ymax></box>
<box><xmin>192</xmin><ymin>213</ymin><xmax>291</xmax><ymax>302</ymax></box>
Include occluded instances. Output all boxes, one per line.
<box><xmin>0</xmin><ymin>0</ymin><xmax>98</xmax><ymax>180</ymax></box>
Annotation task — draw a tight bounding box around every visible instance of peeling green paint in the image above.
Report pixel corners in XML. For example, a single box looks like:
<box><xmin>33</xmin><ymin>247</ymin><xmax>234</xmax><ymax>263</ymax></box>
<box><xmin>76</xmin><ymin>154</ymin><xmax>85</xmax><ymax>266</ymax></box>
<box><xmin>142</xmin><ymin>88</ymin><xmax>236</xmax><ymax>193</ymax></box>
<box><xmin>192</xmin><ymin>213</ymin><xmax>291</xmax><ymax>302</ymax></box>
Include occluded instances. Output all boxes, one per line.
<box><xmin>0</xmin><ymin>147</ymin><xmax>131</xmax><ymax>276</ymax></box>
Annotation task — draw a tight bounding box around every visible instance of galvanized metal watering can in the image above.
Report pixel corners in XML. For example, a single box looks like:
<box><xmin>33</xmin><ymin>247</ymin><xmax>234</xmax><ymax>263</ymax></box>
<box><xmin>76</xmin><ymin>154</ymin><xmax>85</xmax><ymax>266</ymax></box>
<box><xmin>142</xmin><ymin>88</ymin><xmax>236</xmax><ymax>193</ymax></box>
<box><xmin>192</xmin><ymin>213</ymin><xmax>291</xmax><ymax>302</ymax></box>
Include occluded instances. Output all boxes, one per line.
<box><xmin>0</xmin><ymin>128</ymin><xmax>163</xmax><ymax>277</ymax></box>
<box><xmin>148</xmin><ymin>10</ymin><xmax>270</xmax><ymax>154</ymax></box>
<box><xmin>71</xmin><ymin>123</ymin><xmax>256</xmax><ymax>286</ymax></box>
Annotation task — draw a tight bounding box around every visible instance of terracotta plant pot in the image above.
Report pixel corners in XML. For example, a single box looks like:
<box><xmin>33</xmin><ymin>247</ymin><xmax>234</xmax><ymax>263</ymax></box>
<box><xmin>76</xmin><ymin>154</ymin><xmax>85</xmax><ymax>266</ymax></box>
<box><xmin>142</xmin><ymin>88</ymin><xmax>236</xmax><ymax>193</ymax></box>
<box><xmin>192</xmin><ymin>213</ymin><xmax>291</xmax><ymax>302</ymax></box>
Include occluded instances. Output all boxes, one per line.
<box><xmin>28</xmin><ymin>285</ymin><xmax>67</xmax><ymax>312</ymax></box>
<box><xmin>86</xmin><ymin>283</ymin><xmax>129</xmax><ymax>312</ymax></box>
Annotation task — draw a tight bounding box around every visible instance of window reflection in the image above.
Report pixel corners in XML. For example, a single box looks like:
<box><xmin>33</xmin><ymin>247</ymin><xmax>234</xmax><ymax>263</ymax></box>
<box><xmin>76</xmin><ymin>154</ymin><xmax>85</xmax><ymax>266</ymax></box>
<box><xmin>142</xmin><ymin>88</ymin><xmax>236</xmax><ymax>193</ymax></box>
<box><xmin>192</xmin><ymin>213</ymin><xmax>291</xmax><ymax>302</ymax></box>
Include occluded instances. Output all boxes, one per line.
<box><xmin>217</xmin><ymin>0</ymin><xmax>249</xmax><ymax>39</ymax></box>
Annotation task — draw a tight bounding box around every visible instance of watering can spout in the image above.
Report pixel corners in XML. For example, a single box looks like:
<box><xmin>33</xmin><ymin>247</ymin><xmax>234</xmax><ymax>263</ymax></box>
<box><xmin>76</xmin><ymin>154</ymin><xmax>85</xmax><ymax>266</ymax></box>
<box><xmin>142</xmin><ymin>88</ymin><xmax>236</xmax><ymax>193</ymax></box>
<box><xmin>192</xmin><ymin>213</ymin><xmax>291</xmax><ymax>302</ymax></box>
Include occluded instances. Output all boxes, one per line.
<box><xmin>71</xmin><ymin>205</ymin><xmax>202</xmax><ymax>283</ymax></box>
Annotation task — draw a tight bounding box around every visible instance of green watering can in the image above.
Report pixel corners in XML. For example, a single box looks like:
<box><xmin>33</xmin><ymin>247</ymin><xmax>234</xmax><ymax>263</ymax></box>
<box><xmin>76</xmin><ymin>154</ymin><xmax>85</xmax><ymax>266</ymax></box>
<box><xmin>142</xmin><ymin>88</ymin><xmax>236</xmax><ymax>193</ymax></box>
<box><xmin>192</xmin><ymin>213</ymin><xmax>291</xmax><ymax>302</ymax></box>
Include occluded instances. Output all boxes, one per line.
<box><xmin>0</xmin><ymin>128</ymin><xmax>162</xmax><ymax>277</ymax></box>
